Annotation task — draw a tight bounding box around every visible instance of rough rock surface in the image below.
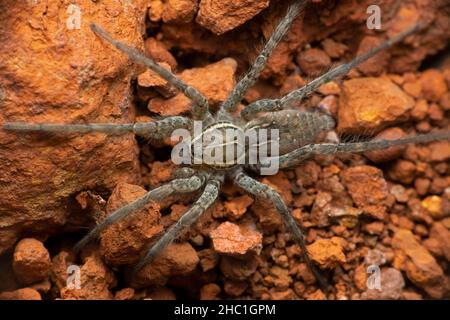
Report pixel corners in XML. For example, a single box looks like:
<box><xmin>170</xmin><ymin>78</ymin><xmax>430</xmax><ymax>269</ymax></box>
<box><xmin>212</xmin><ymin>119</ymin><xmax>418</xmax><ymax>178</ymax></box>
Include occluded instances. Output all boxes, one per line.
<box><xmin>60</xmin><ymin>251</ymin><xmax>117</xmax><ymax>300</ymax></box>
<box><xmin>0</xmin><ymin>0</ymin><xmax>145</xmax><ymax>255</ymax></box>
<box><xmin>196</xmin><ymin>0</ymin><xmax>270</xmax><ymax>35</ymax></box>
<box><xmin>361</xmin><ymin>268</ymin><xmax>405</xmax><ymax>300</ymax></box>
<box><xmin>341</xmin><ymin>166</ymin><xmax>391</xmax><ymax>220</ymax></box>
<box><xmin>148</xmin><ymin>58</ymin><xmax>237</xmax><ymax>116</ymax></box>
<box><xmin>0</xmin><ymin>288</ymin><xmax>41</xmax><ymax>300</ymax></box>
<box><xmin>307</xmin><ymin>237</ymin><xmax>346</xmax><ymax>269</ymax></box>
<box><xmin>13</xmin><ymin>238</ymin><xmax>51</xmax><ymax>285</ymax></box>
<box><xmin>99</xmin><ymin>183</ymin><xmax>162</xmax><ymax>266</ymax></box>
<box><xmin>392</xmin><ymin>229</ymin><xmax>446</xmax><ymax>298</ymax></box>
<box><xmin>337</xmin><ymin>77</ymin><xmax>414</xmax><ymax>134</ymax></box>
<box><xmin>210</xmin><ymin>222</ymin><xmax>262</xmax><ymax>256</ymax></box>
<box><xmin>364</xmin><ymin>127</ymin><xmax>408</xmax><ymax>163</ymax></box>
<box><xmin>131</xmin><ymin>243</ymin><xmax>199</xmax><ymax>288</ymax></box>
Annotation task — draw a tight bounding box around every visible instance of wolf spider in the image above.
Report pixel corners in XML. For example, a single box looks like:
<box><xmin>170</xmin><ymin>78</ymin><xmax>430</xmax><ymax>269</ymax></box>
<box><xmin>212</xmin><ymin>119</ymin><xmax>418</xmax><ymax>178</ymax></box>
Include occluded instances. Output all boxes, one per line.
<box><xmin>4</xmin><ymin>0</ymin><xmax>450</xmax><ymax>290</ymax></box>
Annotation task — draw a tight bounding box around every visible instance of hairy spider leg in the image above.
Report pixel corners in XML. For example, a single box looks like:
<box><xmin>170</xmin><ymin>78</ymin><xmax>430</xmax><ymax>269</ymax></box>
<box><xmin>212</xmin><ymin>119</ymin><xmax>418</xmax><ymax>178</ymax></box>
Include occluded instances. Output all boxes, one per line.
<box><xmin>218</xmin><ymin>0</ymin><xmax>309</xmax><ymax>119</ymax></box>
<box><xmin>277</xmin><ymin>130</ymin><xmax>450</xmax><ymax>169</ymax></box>
<box><xmin>3</xmin><ymin>117</ymin><xmax>192</xmax><ymax>140</ymax></box>
<box><xmin>233</xmin><ymin>170</ymin><xmax>329</xmax><ymax>291</ymax></box>
<box><xmin>134</xmin><ymin>177</ymin><xmax>222</xmax><ymax>273</ymax></box>
<box><xmin>90</xmin><ymin>23</ymin><xmax>212</xmax><ymax>120</ymax></box>
<box><xmin>73</xmin><ymin>175</ymin><xmax>205</xmax><ymax>254</ymax></box>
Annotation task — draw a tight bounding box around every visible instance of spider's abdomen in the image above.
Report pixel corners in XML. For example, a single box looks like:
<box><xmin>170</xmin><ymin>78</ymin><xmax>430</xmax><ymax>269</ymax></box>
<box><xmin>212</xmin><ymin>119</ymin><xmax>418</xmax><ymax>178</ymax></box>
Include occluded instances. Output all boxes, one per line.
<box><xmin>245</xmin><ymin>110</ymin><xmax>336</xmax><ymax>155</ymax></box>
<box><xmin>191</xmin><ymin>122</ymin><xmax>245</xmax><ymax>169</ymax></box>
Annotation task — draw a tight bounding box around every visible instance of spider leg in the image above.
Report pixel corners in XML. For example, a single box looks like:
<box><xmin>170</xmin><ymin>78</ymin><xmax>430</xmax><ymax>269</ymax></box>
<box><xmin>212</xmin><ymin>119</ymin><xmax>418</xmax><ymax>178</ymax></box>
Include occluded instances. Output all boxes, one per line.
<box><xmin>232</xmin><ymin>170</ymin><xmax>328</xmax><ymax>291</ymax></box>
<box><xmin>218</xmin><ymin>1</ymin><xmax>308</xmax><ymax>118</ymax></box>
<box><xmin>73</xmin><ymin>174</ymin><xmax>205</xmax><ymax>254</ymax></box>
<box><xmin>3</xmin><ymin>116</ymin><xmax>191</xmax><ymax>140</ymax></box>
<box><xmin>278</xmin><ymin>130</ymin><xmax>450</xmax><ymax>169</ymax></box>
<box><xmin>90</xmin><ymin>24</ymin><xmax>211</xmax><ymax>120</ymax></box>
<box><xmin>171</xmin><ymin>167</ymin><xmax>196</xmax><ymax>179</ymax></box>
<box><xmin>134</xmin><ymin>176</ymin><xmax>222</xmax><ymax>272</ymax></box>
<box><xmin>240</xmin><ymin>23</ymin><xmax>422</xmax><ymax>120</ymax></box>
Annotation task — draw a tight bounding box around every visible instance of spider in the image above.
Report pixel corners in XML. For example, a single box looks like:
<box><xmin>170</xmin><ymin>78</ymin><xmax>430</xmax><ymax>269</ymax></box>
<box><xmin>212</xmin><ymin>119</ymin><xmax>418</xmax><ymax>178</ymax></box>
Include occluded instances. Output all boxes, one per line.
<box><xmin>4</xmin><ymin>0</ymin><xmax>450</xmax><ymax>291</ymax></box>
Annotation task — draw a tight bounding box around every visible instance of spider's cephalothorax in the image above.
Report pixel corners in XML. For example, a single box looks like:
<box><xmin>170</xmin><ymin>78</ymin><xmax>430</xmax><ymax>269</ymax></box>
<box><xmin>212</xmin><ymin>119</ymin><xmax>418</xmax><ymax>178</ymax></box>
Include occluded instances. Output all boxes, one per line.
<box><xmin>4</xmin><ymin>0</ymin><xmax>450</xmax><ymax>292</ymax></box>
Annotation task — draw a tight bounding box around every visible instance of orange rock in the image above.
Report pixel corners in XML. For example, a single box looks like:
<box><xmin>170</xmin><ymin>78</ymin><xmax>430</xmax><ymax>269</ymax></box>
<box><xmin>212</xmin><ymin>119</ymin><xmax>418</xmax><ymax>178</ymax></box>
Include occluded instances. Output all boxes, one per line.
<box><xmin>403</xmin><ymin>80</ymin><xmax>422</xmax><ymax>99</ymax></box>
<box><xmin>114</xmin><ymin>288</ymin><xmax>135</xmax><ymax>300</ymax></box>
<box><xmin>293</xmin><ymin>262</ymin><xmax>316</xmax><ymax>285</ymax></box>
<box><xmin>223</xmin><ymin>280</ymin><xmax>248</xmax><ymax>297</ymax></box>
<box><xmin>223</xmin><ymin>195</ymin><xmax>254</xmax><ymax>220</ymax></box>
<box><xmin>337</xmin><ymin>77</ymin><xmax>414</xmax><ymax>134</ymax></box>
<box><xmin>295</xmin><ymin>160</ymin><xmax>321</xmax><ymax>188</ymax></box>
<box><xmin>307</xmin><ymin>237</ymin><xmax>346</xmax><ymax>269</ymax></box>
<box><xmin>270</xmin><ymin>288</ymin><xmax>298</xmax><ymax>300</ymax></box>
<box><xmin>410</xmin><ymin>99</ymin><xmax>428</xmax><ymax>121</ymax></box>
<box><xmin>148</xmin><ymin>58</ymin><xmax>237</xmax><ymax>115</ymax></box>
<box><xmin>428</xmin><ymin>103</ymin><xmax>444</xmax><ymax>121</ymax></box>
<box><xmin>340</xmin><ymin>166</ymin><xmax>390</xmax><ymax>220</ymax></box>
<box><xmin>363</xmin><ymin>221</ymin><xmax>385</xmax><ymax>235</ymax></box>
<box><xmin>414</xmin><ymin>178</ymin><xmax>430</xmax><ymax>196</ymax></box>
<box><xmin>198</xmin><ymin>249</ymin><xmax>219</xmax><ymax>272</ymax></box>
<box><xmin>251</xmin><ymin>173</ymin><xmax>292</xmax><ymax>233</ymax></box>
<box><xmin>162</xmin><ymin>0</ymin><xmax>198</xmax><ymax>23</ymax></box>
<box><xmin>421</xmin><ymin>195</ymin><xmax>443</xmax><ymax>219</ymax></box>
<box><xmin>261</xmin><ymin>172</ymin><xmax>293</xmax><ymax>205</ymax></box>
<box><xmin>423</xmin><ymin>238</ymin><xmax>443</xmax><ymax>258</ymax></box>
<box><xmin>305</xmin><ymin>289</ymin><xmax>326</xmax><ymax>300</ymax></box>
<box><xmin>310</xmin><ymin>191</ymin><xmax>332</xmax><ymax>228</ymax></box>
<box><xmin>321</xmin><ymin>38</ymin><xmax>347</xmax><ymax>59</ymax></box>
<box><xmin>60</xmin><ymin>251</ymin><xmax>117</xmax><ymax>300</ymax></box>
<box><xmin>428</xmin><ymin>141</ymin><xmax>450</xmax><ymax>162</ymax></box>
<box><xmin>146</xmin><ymin>286</ymin><xmax>177</xmax><ymax>300</ymax></box>
<box><xmin>13</xmin><ymin>238</ymin><xmax>50</xmax><ymax>285</ymax></box>
<box><xmin>440</xmin><ymin>92</ymin><xmax>450</xmax><ymax>111</ymax></box>
<box><xmin>296</xmin><ymin>48</ymin><xmax>331</xmax><ymax>76</ymax></box>
<box><xmin>210</xmin><ymin>222</ymin><xmax>262</xmax><ymax>256</ymax></box>
<box><xmin>138</xmin><ymin>63</ymin><xmax>172</xmax><ymax>88</ymax></box>
<box><xmin>280</xmin><ymin>73</ymin><xmax>306</xmax><ymax>96</ymax></box>
<box><xmin>99</xmin><ymin>183</ymin><xmax>162</xmax><ymax>266</ymax></box>
<box><xmin>131</xmin><ymin>242</ymin><xmax>199</xmax><ymax>288</ymax></box>
<box><xmin>220</xmin><ymin>255</ymin><xmax>258</xmax><ymax>280</ymax></box>
<box><xmin>317</xmin><ymin>81</ymin><xmax>341</xmax><ymax>96</ymax></box>
<box><xmin>144</xmin><ymin>37</ymin><xmax>178</xmax><ymax>70</ymax></box>
<box><xmin>200</xmin><ymin>283</ymin><xmax>221</xmax><ymax>300</ymax></box>
<box><xmin>429</xmin><ymin>222</ymin><xmax>450</xmax><ymax>262</ymax></box>
<box><xmin>148</xmin><ymin>0</ymin><xmax>164</xmax><ymax>22</ymax></box>
<box><xmin>392</xmin><ymin>229</ymin><xmax>446</xmax><ymax>298</ymax></box>
<box><xmin>354</xmin><ymin>264</ymin><xmax>368</xmax><ymax>291</ymax></box>
<box><xmin>0</xmin><ymin>288</ymin><xmax>41</xmax><ymax>300</ymax></box>
<box><xmin>49</xmin><ymin>250</ymin><xmax>76</xmax><ymax>291</ymax></box>
<box><xmin>387</xmin><ymin>160</ymin><xmax>416</xmax><ymax>184</ymax></box>
<box><xmin>196</xmin><ymin>0</ymin><xmax>269</xmax><ymax>35</ymax></box>
<box><xmin>361</xmin><ymin>268</ymin><xmax>405</xmax><ymax>300</ymax></box>
<box><xmin>419</xmin><ymin>69</ymin><xmax>448</xmax><ymax>102</ymax></box>
<box><xmin>0</xmin><ymin>0</ymin><xmax>145</xmax><ymax>255</ymax></box>
<box><xmin>266</xmin><ymin>266</ymin><xmax>292</xmax><ymax>289</ymax></box>
<box><xmin>356</xmin><ymin>36</ymin><xmax>389</xmax><ymax>76</ymax></box>
<box><xmin>148</xmin><ymin>160</ymin><xmax>177</xmax><ymax>186</ymax></box>
<box><xmin>364</xmin><ymin>127</ymin><xmax>408</xmax><ymax>163</ymax></box>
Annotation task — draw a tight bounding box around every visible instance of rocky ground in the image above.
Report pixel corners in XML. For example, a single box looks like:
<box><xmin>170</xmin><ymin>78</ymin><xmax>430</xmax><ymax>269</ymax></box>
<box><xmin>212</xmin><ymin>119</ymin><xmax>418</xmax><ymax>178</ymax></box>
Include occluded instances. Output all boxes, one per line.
<box><xmin>0</xmin><ymin>0</ymin><xmax>449</xmax><ymax>300</ymax></box>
